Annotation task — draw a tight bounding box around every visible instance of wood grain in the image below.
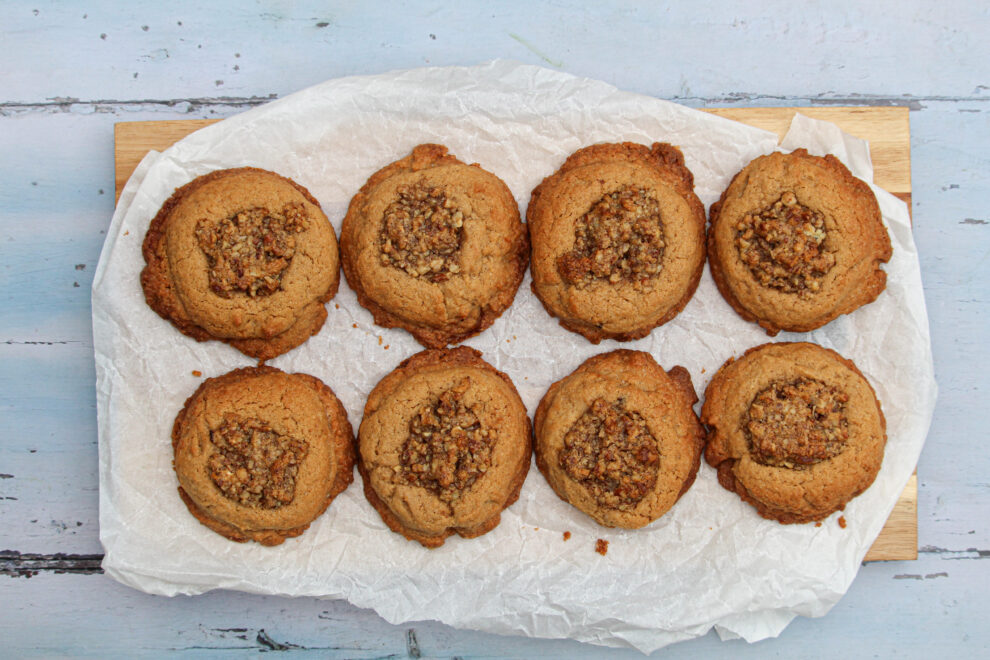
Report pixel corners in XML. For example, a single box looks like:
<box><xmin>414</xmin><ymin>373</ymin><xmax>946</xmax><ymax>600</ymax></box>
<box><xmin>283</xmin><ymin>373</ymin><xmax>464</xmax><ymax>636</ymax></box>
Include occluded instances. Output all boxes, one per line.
<box><xmin>112</xmin><ymin>107</ymin><xmax>916</xmax><ymax>561</ymax></box>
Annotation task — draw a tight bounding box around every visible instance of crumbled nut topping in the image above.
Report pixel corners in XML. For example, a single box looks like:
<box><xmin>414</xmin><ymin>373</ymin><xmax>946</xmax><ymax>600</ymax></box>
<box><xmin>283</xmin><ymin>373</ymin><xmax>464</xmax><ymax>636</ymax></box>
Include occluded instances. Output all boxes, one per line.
<box><xmin>379</xmin><ymin>182</ymin><xmax>465</xmax><ymax>282</ymax></box>
<box><xmin>558</xmin><ymin>398</ymin><xmax>660</xmax><ymax>511</ymax></box>
<box><xmin>395</xmin><ymin>379</ymin><xmax>495</xmax><ymax>503</ymax></box>
<box><xmin>207</xmin><ymin>415</ymin><xmax>309</xmax><ymax>509</ymax></box>
<box><xmin>196</xmin><ymin>204</ymin><xmax>308</xmax><ymax>298</ymax></box>
<box><xmin>735</xmin><ymin>192</ymin><xmax>835</xmax><ymax>294</ymax></box>
<box><xmin>595</xmin><ymin>538</ymin><xmax>609</xmax><ymax>555</ymax></box>
<box><xmin>557</xmin><ymin>186</ymin><xmax>666</xmax><ymax>290</ymax></box>
<box><xmin>745</xmin><ymin>378</ymin><xmax>850</xmax><ymax>468</ymax></box>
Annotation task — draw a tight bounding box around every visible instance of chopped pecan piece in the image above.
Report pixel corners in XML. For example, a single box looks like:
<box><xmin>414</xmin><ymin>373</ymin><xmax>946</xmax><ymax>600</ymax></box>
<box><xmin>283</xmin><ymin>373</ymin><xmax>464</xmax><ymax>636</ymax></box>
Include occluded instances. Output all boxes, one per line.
<box><xmin>379</xmin><ymin>182</ymin><xmax>465</xmax><ymax>282</ymax></box>
<box><xmin>396</xmin><ymin>379</ymin><xmax>495</xmax><ymax>502</ymax></box>
<box><xmin>557</xmin><ymin>186</ymin><xmax>666</xmax><ymax>290</ymax></box>
<box><xmin>196</xmin><ymin>204</ymin><xmax>308</xmax><ymax>298</ymax></box>
<box><xmin>558</xmin><ymin>397</ymin><xmax>660</xmax><ymax>510</ymax></box>
<box><xmin>735</xmin><ymin>192</ymin><xmax>835</xmax><ymax>294</ymax></box>
<box><xmin>207</xmin><ymin>415</ymin><xmax>309</xmax><ymax>509</ymax></box>
<box><xmin>745</xmin><ymin>377</ymin><xmax>850</xmax><ymax>467</ymax></box>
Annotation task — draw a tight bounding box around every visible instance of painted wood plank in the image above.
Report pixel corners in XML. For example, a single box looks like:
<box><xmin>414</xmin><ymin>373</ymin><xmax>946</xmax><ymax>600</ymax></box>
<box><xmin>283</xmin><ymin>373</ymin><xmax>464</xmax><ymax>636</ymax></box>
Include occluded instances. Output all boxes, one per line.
<box><xmin>110</xmin><ymin>108</ymin><xmax>918</xmax><ymax>561</ymax></box>
<box><xmin>1</xmin><ymin>552</ymin><xmax>984</xmax><ymax>657</ymax></box>
<box><xmin>5</xmin><ymin>3</ymin><xmax>989</xmax><ymax>105</ymax></box>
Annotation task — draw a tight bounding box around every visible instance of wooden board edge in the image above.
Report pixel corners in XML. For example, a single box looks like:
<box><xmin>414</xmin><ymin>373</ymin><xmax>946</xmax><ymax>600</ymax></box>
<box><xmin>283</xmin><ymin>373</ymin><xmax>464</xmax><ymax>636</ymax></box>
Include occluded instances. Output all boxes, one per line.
<box><xmin>865</xmin><ymin>473</ymin><xmax>918</xmax><ymax>561</ymax></box>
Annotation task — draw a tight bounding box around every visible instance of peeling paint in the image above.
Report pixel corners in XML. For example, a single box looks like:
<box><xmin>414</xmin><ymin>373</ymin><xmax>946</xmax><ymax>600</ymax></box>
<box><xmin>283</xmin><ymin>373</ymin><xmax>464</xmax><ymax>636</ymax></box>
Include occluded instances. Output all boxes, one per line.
<box><xmin>0</xmin><ymin>94</ymin><xmax>278</xmax><ymax>117</ymax></box>
<box><xmin>920</xmin><ymin>545</ymin><xmax>990</xmax><ymax>559</ymax></box>
<box><xmin>406</xmin><ymin>628</ymin><xmax>421</xmax><ymax>658</ymax></box>
<box><xmin>0</xmin><ymin>552</ymin><xmax>103</xmax><ymax>578</ymax></box>
<box><xmin>893</xmin><ymin>572</ymin><xmax>948</xmax><ymax>580</ymax></box>
<box><xmin>256</xmin><ymin>629</ymin><xmax>300</xmax><ymax>651</ymax></box>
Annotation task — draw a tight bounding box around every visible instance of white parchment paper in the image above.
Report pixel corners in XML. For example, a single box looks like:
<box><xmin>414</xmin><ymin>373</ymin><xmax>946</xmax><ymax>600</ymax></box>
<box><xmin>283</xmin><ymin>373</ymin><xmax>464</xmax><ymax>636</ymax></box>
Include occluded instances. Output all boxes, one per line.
<box><xmin>93</xmin><ymin>61</ymin><xmax>936</xmax><ymax>653</ymax></box>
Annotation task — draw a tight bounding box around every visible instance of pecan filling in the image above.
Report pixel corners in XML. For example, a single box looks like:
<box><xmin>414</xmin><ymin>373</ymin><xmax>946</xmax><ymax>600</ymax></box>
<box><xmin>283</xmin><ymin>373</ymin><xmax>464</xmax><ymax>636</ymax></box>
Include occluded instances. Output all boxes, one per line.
<box><xmin>745</xmin><ymin>378</ymin><xmax>850</xmax><ymax>468</ymax></box>
<box><xmin>557</xmin><ymin>186</ymin><xmax>666</xmax><ymax>290</ymax></box>
<box><xmin>735</xmin><ymin>192</ymin><xmax>835</xmax><ymax>295</ymax></box>
<box><xmin>196</xmin><ymin>204</ymin><xmax>308</xmax><ymax>298</ymax></box>
<box><xmin>396</xmin><ymin>380</ymin><xmax>495</xmax><ymax>503</ymax></box>
<box><xmin>207</xmin><ymin>415</ymin><xmax>309</xmax><ymax>509</ymax></box>
<box><xmin>379</xmin><ymin>182</ymin><xmax>465</xmax><ymax>282</ymax></box>
<box><xmin>558</xmin><ymin>398</ymin><xmax>660</xmax><ymax>511</ymax></box>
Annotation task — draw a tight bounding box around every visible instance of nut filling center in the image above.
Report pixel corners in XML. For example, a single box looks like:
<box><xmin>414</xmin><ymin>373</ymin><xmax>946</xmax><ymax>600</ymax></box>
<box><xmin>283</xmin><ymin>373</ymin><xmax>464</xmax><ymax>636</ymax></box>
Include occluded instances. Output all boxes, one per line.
<box><xmin>207</xmin><ymin>415</ymin><xmax>309</xmax><ymax>509</ymax></box>
<box><xmin>396</xmin><ymin>379</ymin><xmax>496</xmax><ymax>503</ymax></box>
<box><xmin>379</xmin><ymin>182</ymin><xmax>466</xmax><ymax>282</ymax></box>
<box><xmin>557</xmin><ymin>186</ymin><xmax>666</xmax><ymax>290</ymax></box>
<box><xmin>195</xmin><ymin>204</ymin><xmax>308</xmax><ymax>298</ymax></box>
<box><xmin>745</xmin><ymin>378</ymin><xmax>850</xmax><ymax>468</ymax></box>
<box><xmin>735</xmin><ymin>192</ymin><xmax>835</xmax><ymax>295</ymax></box>
<box><xmin>558</xmin><ymin>398</ymin><xmax>660</xmax><ymax>511</ymax></box>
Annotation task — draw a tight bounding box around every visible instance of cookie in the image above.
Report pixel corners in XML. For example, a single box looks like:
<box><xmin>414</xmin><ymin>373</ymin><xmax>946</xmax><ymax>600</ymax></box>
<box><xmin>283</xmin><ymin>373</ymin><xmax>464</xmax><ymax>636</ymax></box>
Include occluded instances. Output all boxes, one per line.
<box><xmin>527</xmin><ymin>142</ymin><xmax>706</xmax><ymax>343</ymax></box>
<box><xmin>357</xmin><ymin>347</ymin><xmax>532</xmax><ymax>547</ymax></box>
<box><xmin>340</xmin><ymin>144</ymin><xmax>529</xmax><ymax>348</ymax></box>
<box><xmin>142</xmin><ymin>167</ymin><xmax>340</xmax><ymax>362</ymax></box>
<box><xmin>702</xmin><ymin>342</ymin><xmax>886</xmax><ymax>524</ymax></box>
<box><xmin>708</xmin><ymin>149</ymin><xmax>892</xmax><ymax>335</ymax></box>
<box><xmin>533</xmin><ymin>350</ymin><xmax>704</xmax><ymax>528</ymax></box>
<box><xmin>172</xmin><ymin>366</ymin><xmax>355</xmax><ymax>545</ymax></box>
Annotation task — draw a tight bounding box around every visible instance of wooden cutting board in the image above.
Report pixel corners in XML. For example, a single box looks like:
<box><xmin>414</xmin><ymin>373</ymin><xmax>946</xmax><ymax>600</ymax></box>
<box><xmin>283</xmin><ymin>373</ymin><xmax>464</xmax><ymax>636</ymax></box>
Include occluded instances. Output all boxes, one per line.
<box><xmin>113</xmin><ymin>106</ymin><xmax>916</xmax><ymax>561</ymax></box>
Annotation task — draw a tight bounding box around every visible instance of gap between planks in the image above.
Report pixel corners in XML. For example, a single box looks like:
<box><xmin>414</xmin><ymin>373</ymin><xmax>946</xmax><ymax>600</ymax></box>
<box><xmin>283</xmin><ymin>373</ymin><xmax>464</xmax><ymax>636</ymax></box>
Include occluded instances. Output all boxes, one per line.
<box><xmin>112</xmin><ymin>107</ymin><xmax>917</xmax><ymax>562</ymax></box>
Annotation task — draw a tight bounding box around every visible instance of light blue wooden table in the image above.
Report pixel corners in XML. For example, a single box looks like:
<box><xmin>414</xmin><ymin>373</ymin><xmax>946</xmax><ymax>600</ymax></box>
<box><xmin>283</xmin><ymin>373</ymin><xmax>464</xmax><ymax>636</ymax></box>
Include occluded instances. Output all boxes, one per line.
<box><xmin>2</xmin><ymin>2</ymin><xmax>987</xmax><ymax>656</ymax></box>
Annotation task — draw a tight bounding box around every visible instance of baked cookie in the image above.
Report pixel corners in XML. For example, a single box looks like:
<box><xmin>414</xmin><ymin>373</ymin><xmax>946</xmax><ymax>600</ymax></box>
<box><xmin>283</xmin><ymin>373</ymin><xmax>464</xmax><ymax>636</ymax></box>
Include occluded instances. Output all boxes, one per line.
<box><xmin>702</xmin><ymin>342</ymin><xmax>886</xmax><ymax>524</ymax></box>
<box><xmin>527</xmin><ymin>142</ymin><xmax>706</xmax><ymax>343</ymax></box>
<box><xmin>708</xmin><ymin>149</ymin><xmax>892</xmax><ymax>335</ymax></box>
<box><xmin>533</xmin><ymin>350</ymin><xmax>704</xmax><ymax>528</ymax></box>
<box><xmin>172</xmin><ymin>366</ymin><xmax>355</xmax><ymax>545</ymax></box>
<box><xmin>357</xmin><ymin>347</ymin><xmax>532</xmax><ymax>547</ymax></box>
<box><xmin>142</xmin><ymin>167</ymin><xmax>340</xmax><ymax>362</ymax></box>
<box><xmin>340</xmin><ymin>144</ymin><xmax>528</xmax><ymax>348</ymax></box>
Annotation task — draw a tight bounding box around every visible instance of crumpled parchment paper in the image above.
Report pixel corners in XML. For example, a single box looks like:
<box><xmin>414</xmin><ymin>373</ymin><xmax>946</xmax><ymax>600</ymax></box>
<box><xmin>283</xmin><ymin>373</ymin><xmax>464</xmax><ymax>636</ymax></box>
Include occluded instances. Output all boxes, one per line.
<box><xmin>93</xmin><ymin>61</ymin><xmax>936</xmax><ymax>653</ymax></box>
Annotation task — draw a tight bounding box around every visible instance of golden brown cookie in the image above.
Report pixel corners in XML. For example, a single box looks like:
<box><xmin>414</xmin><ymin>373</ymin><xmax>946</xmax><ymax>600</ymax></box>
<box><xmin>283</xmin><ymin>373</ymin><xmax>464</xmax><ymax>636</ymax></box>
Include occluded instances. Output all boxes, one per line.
<box><xmin>702</xmin><ymin>342</ymin><xmax>886</xmax><ymax>524</ymax></box>
<box><xmin>142</xmin><ymin>167</ymin><xmax>340</xmax><ymax>362</ymax></box>
<box><xmin>357</xmin><ymin>347</ymin><xmax>532</xmax><ymax>547</ymax></box>
<box><xmin>708</xmin><ymin>149</ymin><xmax>892</xmax><ymax>335</ymax></box>
<box><xmin>533</xmin><ymin>350</ymin><xmax>704</xmax><ymax>528</ymax></box>
<box><xmin>172</xmin><ymin>366</ymin><xmax>355</xmax><ymax>545</ymax></box>
<box><xmin>340</xmin><ymin>145</ymin><xmax>529</xmax><ymax>348</ymax></box>
<box><xmin>527</xmin><ymin>142</ymin><xmax>707</xmax><ymax>343</ymax></box>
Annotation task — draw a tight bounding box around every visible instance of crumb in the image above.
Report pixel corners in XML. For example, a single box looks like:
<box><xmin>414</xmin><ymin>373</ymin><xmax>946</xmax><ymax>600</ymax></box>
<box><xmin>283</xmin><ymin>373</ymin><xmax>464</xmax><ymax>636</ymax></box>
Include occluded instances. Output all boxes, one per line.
<box><xmin>335</xmin><ymin>303</ymin><xmax>340</xmax><ymax>309</ymax></box>
<box><xmin>352</xmin><ymin>323</ymin><xmax>358</xmax><ymax>328</ymax></box>
<box><xmin>191</xmin><ymin>370</ymin><xmax>202</xmax><ymax>377</ymax></box>
<box><xmin>701</xmin><ymin>368</ymin><xmax>706</xmax><ymax>374</ymax></box>
<box><xmin>838</xmin><ymin>516</ymin><xmax>847</xmax><ymax>529</ymax></box>
<box><xmin>378</xmin><ymin>336</ymin><xmax>383</xmax><ymax>345</ymax></box>
<box><xmin>563</xmin><ymin>531</ymin><xmax>571</xmax><ymax>541</ymax></box>
<box><xmin>534</xmin><ymin>527</ymin><xmax>539</xmax><ymax>531</ymax></box>
<box><xmin>513</xmin><ymin>335</ymin><xmax>517</xmax><ymax>340</ymax></box>
<box><xmin>506</xmin><ymin>339</ymin><xmax>510</xmax><ymax>343</ymax></box>
<box><xmin>384</xmin><ymin>344</ymin><xmax>389</xmax><ymax>350</ymax></box>
<box><xmin>815</xmin><ymin>522</ymin><xmax>822</xmax><ymax>527</ymax></box>
<box><xmin>123</xmin><ymin>230</ymin><xmax>130</xmax><ymax>236</ymax></box>
<box><xmin>595</xmin><ymin>538</ymin><xmax>609</xmax><ymax>556</ymax></box>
